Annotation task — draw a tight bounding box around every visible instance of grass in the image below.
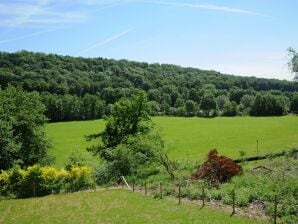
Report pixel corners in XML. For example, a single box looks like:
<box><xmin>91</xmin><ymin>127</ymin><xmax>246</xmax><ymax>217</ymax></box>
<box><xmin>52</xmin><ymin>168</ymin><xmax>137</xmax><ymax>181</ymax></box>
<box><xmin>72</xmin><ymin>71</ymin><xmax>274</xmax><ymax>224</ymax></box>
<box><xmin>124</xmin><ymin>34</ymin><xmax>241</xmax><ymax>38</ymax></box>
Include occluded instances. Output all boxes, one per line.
<box><xmin>0</xmin><ymin>189</ymin><xmax>265</xmax><ymax>224</ymax></box>
<box><xmin>46</xmin><ymin>116</ymin><xmax>298</xmax><ymax>167</ymax></box>
<box><xmin>46</xmin><ymin>119</ymin><xmax>104</xmax><ymax>167</ymax></box>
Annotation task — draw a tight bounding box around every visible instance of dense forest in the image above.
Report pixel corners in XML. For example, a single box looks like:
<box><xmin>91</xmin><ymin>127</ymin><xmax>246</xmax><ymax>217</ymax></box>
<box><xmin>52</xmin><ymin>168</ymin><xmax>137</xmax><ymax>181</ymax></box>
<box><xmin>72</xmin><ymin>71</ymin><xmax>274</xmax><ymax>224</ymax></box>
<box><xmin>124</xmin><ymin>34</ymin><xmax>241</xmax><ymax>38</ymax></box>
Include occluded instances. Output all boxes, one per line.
<box><xmin>0</xmin><ymin>51</ymin><xmax>297</xmax><ymax>121</ymax></box>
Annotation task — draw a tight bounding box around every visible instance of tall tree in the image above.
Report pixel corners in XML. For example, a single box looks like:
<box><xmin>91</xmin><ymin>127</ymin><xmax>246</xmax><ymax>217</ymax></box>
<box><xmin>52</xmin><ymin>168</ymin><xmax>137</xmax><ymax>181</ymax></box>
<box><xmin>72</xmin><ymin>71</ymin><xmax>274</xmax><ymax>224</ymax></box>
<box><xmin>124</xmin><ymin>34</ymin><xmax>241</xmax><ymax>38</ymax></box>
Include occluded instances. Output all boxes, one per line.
<box><xmin>87</xmin><ymin>91</ymin><xmax>175</xmax><ymax>179</ymax></box>
<box><xmin>185</xmin><ymin>100</ymin><xmax>196</xmax><ymax>116</ymax></box>
<box><xmin>290</xmin><ymin>93</ymin><xmax>298</xmax><ymax>114</ymax></box>
<box><xmin>250</xmin><ymin>93</ymin><xmax>288</xmax><ymax>116</ymax></box>
<box><xmin>288</xmin><ymin>47</ymin><xmax>298</xmax><ymax>81</ymax></box>
<box><xmin>200</xmin><ymin>93</ymin><xmax>217</xmax><ymax>117</ymax></box>
<box><xmin>0</xmin><ymin>86</ymin><xmax>51</xmax><ymax>170</ymax></box>
<box><xmin>87</xmin><ymin>91</ymin><xmax>151</xmax><ymax>160</ymax></box>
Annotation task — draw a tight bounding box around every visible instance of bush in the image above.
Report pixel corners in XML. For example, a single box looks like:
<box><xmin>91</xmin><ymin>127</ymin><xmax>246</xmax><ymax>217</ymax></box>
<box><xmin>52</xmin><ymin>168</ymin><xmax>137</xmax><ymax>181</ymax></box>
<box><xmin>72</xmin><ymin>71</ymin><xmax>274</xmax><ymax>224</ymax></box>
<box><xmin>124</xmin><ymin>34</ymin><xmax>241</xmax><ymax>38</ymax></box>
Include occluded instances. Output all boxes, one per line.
<box><xmin>66</xmin><ymin>166</ymin><xmax>95</xmax><ymax>192</ymax></box>
<box><xmin>0</xmin><ymin>165</ymin><xmax>95</xmax><ymax>198</ymax></box>
<box><xmin>0</xmin><ymin>170</ymin><xmax>10</xmax><ymax>196</ymax></box>
<box><xmin>94</xmin><ymin>163</ymin><xmax>118</xmax><ymax>185</ymax></box>
<box><xmin>192</xmin><ymin>149</ymin><xmax>243</xmax><ymax>184</ymax></box>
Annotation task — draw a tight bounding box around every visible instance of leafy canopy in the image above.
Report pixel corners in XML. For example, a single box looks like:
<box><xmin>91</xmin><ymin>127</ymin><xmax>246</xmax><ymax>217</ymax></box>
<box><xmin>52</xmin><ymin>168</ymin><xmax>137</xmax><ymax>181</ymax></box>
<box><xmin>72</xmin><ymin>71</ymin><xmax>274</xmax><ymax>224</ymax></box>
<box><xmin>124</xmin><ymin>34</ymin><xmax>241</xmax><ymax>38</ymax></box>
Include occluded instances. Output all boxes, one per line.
<box><xmin>288</xmin><ymin>47</ymin><xmax>298</xmax><ymax>81</ymax></box>
<box><xmin>0</xmin><ymin>86</ymin><xmax>51</xmax><ymax>170</ymax></box>
<box><xmin>88</xmin><ymin>91</ymin><xmax>175</xmax><ymax>180</ymax></box>
<box><xmin>87</xmin><ymin>91</ymin><xmax>151</xmax><ymax>160</ymax></box>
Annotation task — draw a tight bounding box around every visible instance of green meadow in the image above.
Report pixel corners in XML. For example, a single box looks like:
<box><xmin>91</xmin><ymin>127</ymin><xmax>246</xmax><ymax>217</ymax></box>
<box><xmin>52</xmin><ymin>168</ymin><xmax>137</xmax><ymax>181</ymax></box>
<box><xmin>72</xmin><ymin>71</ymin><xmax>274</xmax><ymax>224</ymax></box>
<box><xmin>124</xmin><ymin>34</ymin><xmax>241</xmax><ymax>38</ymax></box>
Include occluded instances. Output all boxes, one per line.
<box><xmin>46</xmin><ymin>116</ymin><xmax>298</xmax><ymax>167</ymax></box>
<box><xmin>0</xmin><ymin>189</ymin><xmax>264</xmax><ymax>224</ymax></box>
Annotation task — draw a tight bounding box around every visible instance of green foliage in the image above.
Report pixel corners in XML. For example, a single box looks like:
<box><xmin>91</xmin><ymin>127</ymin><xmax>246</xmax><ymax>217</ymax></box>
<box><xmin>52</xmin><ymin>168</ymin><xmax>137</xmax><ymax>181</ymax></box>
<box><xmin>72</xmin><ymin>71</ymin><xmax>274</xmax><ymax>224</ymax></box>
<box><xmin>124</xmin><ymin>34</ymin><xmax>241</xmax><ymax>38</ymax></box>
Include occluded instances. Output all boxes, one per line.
<box><xmin>250</xmin><ymin>93</ymin><xmax>288</xmax><ymax>116</ymax></box>
<box><xmin>0</xmin><ymin>51</ymin><xmax>297</xmax><ymax>121</ymax></box>
<box><xmin>41</xmin><ymin>93</ymin><xmax>105</xmax><ymax>122</ymax></box>
<box><xmin>0</xmin><ymin>86</ymin><xmax>51</xmax><ymax>170</ymax></box>
<box><xmin>222</xmin><ymin>101</ymin><xmax>238</xmax><ymax>116</ymax></box>
<box><xmin>0</xmin><ymin>165</ymin><xmax>95</xmax><ymax>198</ymax></box>
<box><xmin>93</xmin><ymin>131</ymin><xmax>172</xmax><ymax>183</ymax></box>
<box><xmin>215</xmin><ymin>157</ymin><xmax>298</xmax><ymax>223</ymax></box>
<box><xmin>216</xmin><ymin>95</ymin><xmax>229</xmax><ymax>112</ymax></box>
<box><xmin>88</xmin><ymin>92</ymin><xmax>173</xmax><ymax>181</ymax></box>
<box><xmin>67</xmin><ymin>165</ymin><xmax>95</xmax><ymax>192</ymax></box>
<box><xmin>65</xmin><ymin>150</ymin><xmax>89</xmax><ymax>171</ymax></box>
<box><xmin>185</xmin><ymin>100</ymin><xmax>197</xmax><ymax>116</ymax></box>
<box><xmin>239</xmin><ymin>94</ymin><xmax>255</xmax><ymax>114</ymax></box>
<box><xmin>200</xmin><ymin>93</ymin><xmax>217</xmax><ymax>117</ymax></box>
<box><xmin>290</xmin><ymin>93</ymin><xmax>298</xmax><ymax>114</ymax></box>
<box><xmin>87</xmin><ymin>91</ymin><xmax>151</xmax><ymax>160</ymax></box>
<box><xmin>288</xmin><ymin>47</ymin><xmax>298</xmax><ymax>81</ymax></box>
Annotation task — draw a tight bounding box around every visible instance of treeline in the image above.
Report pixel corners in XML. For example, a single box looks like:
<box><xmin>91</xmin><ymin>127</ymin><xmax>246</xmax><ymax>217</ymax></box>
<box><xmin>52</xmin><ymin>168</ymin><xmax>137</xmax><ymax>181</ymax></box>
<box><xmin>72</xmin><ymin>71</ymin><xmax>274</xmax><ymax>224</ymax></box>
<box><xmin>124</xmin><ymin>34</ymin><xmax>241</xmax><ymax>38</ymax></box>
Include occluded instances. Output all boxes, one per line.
<box><xmin>41</xmin><ymin>93</ymin><xmax>105</xmax><ymax>122</ymax></box>
<box><xmin>0</xmin><ymin>51</ymin><xmax>298</xmax><ymax>121</ymax></box>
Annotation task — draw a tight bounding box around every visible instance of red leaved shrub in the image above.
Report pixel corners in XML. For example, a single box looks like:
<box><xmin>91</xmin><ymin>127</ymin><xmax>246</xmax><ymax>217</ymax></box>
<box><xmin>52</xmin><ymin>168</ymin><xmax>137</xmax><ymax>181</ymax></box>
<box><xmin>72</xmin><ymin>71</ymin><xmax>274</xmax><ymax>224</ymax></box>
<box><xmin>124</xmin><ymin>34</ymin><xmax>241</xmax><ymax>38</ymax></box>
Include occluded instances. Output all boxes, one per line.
<box><xmin>192</xmin><ymin>149</ymin><xmax>243</xmax><ymax>184</ymax></box>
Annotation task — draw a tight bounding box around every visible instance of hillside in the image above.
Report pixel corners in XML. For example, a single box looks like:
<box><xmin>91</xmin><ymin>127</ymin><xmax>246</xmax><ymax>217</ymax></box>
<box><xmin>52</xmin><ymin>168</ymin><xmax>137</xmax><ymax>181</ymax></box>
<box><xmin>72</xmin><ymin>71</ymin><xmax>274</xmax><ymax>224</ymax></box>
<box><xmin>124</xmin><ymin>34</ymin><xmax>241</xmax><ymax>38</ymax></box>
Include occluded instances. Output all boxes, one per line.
<box><xmin>0</xmin><ymin>189</ymin><xmax>264</xmax><ymax>224</ymax></box>
<box><xmin>1</xmin><ymin>51</ymin><xmax>296</xmax><ymax>94</ymax></box>
<box><xmin>1</xmin><ymin>51</ymin><xmax>297</xmax><ymax>121</ymax></box>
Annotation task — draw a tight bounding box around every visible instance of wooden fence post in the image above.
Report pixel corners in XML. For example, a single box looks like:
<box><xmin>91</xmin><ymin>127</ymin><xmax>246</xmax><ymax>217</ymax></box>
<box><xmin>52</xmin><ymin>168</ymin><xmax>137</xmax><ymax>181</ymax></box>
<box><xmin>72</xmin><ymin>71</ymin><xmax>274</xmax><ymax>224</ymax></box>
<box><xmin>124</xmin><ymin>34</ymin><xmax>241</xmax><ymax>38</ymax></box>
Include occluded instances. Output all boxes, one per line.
<box><xmin>145</xmin><ymin>180</ymin><xmax>147</xmax><ymax>196</ymax></box>
<box><xmin>178</xmin><ymin>183</ymin><xmax>181</xmax><ymax>204</ymax></box>
<box><xmin>274</xmin><ymin>195</ymin><xmax>278</xmax><ymax>224</ymax></box>
<box><xmin>132</xmin><ymin>182</ymin><xmax>135</xmax><ymax>192</ymax></box>
<box><xmin>159</xmin><ymin>182</ymin><xmax>163</xmax><ymax>199</ymax></box>
<box><xmin>202</xmin><ymin>184</ymin><xmax>205</xmax><ymax>207</ymax></box>
<box><xmin>64</xmin><ymin>182</ymin><xmax>67</xmax><ymax>194</ymax></box>
<box><xmin>232</xmin><ymin>189</ymin><xmax>235</xmax><ymax>214</ymax></box>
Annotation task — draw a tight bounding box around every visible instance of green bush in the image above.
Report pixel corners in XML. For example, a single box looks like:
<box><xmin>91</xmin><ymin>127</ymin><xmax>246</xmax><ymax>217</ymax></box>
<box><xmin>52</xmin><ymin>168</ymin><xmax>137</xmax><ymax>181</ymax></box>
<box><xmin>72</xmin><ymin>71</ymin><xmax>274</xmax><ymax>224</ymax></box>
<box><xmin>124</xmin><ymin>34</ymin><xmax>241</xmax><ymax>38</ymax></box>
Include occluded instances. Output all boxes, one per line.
<box><xmin>0</xmin><ymin>165</ymin><xmax>95</xmax><ymax>198</ymax></box>
<box><xmin>65</xmin><ymin>166</ymin><xmax>95</xmax><ymax>192</ymax></box>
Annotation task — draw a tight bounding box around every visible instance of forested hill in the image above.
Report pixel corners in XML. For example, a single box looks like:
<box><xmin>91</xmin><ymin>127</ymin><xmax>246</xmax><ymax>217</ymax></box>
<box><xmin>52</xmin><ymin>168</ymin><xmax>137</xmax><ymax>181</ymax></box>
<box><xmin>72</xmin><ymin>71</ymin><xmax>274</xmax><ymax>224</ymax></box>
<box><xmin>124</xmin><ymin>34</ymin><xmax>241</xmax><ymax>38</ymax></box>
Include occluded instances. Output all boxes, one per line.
<box><xmin>1</xmin><ymin>51</ymin><xmax>298</xmax><ymax>121</ymax></box>
<box><xmin>1</xmin><ymin>51</ymin><xmax>297</xmax><ymax>94</ymax></box>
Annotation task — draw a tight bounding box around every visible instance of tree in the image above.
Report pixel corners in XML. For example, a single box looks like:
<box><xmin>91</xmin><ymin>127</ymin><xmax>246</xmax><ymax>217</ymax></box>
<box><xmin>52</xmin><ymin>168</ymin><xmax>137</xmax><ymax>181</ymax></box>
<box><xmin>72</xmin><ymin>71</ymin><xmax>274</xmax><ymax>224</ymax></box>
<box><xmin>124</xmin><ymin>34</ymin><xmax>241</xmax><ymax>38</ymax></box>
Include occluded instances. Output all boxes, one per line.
<box><xmin>250</xmin><ymin>93</ymin><xmax>288</xmax><ymax>116</ymax></box>
<box><xmin>288</xmin><ymin>47</ymin><xmax>298</xmax><ymax>81</ymax></box>
<box><xmin>240</xmin><ymin>95</ymin><xmax>254</xmax><ymax>109</ymax></box>
<box><xmin>216</xmin><ymin>95</ymin><xmax>229</xmax><ymax>112</ymax></box>
<box><xmin>222</xmin><ymin>101</ymin><xmax>238</xmax><ymax>116</ymax></box>
<box><xmin>87</xmin><ymin>91</ymin><xmax>174</xmax><ymax>179</ymax></box>
<box><xmin>200</xmin><ymin>93</ymin><xmax>217</xmax><ymax>117</ymax></box>
<box><xmin>0</xmin><ymin>86</ymin><xmax>51</xmax><ymax>170</ymax></box>
<box><xmin>290</xmin><ymin>93</ymin><xmax>298</xmax><ymax>114</ymax></box>
<box><xmin>87</xmin><ymin>91</ymin><xmax>151</xmax><ymax>160</ymax></box>
<box><xmin>229</xmin><ymin>86</ymin><xmax>245</xmax><ymax>104</ymax></box>
<box><xmin>185</xmin><ymin>100</ymin><xmax>196</xmax><ymax>116</ymax></box>
<box><xmin>0</xmin><ymin>51</ymin><xmax>296</xmax><ymax>121</ymax></box>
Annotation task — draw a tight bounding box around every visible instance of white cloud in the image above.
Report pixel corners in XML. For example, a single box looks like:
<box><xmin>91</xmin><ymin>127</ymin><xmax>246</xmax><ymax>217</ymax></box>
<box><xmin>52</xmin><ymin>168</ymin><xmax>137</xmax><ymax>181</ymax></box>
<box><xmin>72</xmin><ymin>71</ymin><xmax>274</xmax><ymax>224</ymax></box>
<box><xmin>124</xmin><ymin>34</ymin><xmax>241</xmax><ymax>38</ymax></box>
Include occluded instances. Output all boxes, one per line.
<box><xmin>0</xmin><ymin>0</ymin><xmax>268</xmax><ymax>28</ymax></box>
<box><xmin>0</xmin><ymin>28</ymin><xmax>59</xmax><ymax>44</ymax></box>
<box><xmin>140</xmin><ymin>0</ymin><xmax>268</xmax><ymax>16</ymax></box>
<box><xmin>0</xmin><ymin>1</ymin><xmax>87</xmax><ymax>27</ymax></box>
<box><xmin>78</xmin><ymin>28</ymin><xmax>133</xmax><ymax>55</ymax></box>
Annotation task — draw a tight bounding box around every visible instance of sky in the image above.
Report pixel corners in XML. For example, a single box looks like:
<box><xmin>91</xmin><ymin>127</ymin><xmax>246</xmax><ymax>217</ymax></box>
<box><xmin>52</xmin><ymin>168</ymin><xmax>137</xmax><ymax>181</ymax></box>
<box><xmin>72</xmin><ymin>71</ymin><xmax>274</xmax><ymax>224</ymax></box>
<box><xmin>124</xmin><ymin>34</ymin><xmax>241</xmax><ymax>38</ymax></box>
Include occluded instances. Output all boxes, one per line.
<box><xmin>0</xmin><ymin>0</ymin><xmax>297</xmax><ymax>80</ymax></box>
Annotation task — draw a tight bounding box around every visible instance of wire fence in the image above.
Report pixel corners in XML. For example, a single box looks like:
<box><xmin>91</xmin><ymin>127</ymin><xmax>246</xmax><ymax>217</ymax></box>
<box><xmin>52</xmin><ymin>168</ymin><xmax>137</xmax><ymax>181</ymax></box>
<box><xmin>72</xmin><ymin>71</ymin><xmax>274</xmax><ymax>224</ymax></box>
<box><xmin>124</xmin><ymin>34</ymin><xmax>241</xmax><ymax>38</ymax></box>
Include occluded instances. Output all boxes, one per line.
<box><xmin>0</xmin><ymin>177</ymin><xmax>280</xmax><ymax>224</ymax></box>
<box><xmin>116</xmin><ymin>178</ymin><xmax>279</xmax><ymax>224</ymax></box>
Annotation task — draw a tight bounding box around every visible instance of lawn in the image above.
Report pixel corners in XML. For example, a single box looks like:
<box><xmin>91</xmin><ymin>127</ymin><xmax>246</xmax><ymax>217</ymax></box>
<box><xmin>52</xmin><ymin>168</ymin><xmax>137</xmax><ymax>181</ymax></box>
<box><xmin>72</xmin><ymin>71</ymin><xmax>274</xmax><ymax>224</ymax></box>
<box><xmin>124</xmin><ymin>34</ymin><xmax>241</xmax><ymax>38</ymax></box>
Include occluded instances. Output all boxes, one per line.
<box><xmin>0</xmin><ymin>189</ymin><xmax>264</xmax><ymax>224</ymax></box>
<box><xmin>46</xmin><ymin>116</ymin><xmax>298</xmax><ymax>167</ymax></box>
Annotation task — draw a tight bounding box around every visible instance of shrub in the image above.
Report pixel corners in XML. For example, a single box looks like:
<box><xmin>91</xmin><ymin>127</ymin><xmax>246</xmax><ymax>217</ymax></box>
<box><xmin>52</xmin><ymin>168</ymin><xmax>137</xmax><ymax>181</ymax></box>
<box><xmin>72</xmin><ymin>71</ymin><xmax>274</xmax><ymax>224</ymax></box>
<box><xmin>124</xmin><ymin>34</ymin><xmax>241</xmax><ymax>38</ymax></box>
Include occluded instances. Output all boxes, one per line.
<box><xmin>0</xmin><ymin>170</ymin><xmax>10</xmax><ymax>196</ymax></box>
<box><xmin>67</xmin><ymin>166</ymin><xmax>95</xmax><ymax>192</ymax></box>
<box><xmin>192</xmin><ymin>149</ymin><xmax>243</xmax><ymax>184</ymax></box>
<box><xmin>0</xmin><ymin>165</ymin><xmax>95</xmax><ymax>198</ymax></box>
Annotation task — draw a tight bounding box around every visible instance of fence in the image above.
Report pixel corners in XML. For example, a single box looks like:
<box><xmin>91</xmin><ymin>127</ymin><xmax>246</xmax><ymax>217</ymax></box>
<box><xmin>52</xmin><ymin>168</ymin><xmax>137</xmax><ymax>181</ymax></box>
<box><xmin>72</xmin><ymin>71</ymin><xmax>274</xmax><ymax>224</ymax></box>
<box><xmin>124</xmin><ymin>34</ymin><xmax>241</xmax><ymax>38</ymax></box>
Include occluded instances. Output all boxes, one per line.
<box><xmin>0</xmin><ymin>177</ymin><xmax>280</xmax><ymax>223</ymax></box>
<box><xmin>118</xmin><ymin>177</ymin><xmax>279</xmax><ymax>224</ymax></box>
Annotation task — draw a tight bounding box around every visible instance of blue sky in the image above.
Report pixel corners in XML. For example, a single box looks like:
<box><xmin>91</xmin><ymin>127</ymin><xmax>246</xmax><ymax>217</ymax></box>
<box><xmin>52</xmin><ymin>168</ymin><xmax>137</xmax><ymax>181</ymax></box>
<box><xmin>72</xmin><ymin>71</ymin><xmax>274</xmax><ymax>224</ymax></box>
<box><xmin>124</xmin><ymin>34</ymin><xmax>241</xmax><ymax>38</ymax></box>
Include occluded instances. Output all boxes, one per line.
<box><xmin>0</xmin><ymin>0</ymin><xmax>297</xmax><ymax>80</ymax></box>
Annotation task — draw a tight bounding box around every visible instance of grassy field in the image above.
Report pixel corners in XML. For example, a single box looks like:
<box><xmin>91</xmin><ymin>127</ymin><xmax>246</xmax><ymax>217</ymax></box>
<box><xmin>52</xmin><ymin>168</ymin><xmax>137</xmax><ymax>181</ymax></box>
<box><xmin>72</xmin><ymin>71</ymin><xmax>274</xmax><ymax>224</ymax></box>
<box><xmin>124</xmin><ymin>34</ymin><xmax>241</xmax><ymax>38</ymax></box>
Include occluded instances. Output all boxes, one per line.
<box><xmin>46</xmin><ymin>119</ymin><xmax>104</xmax><ymax>167</ymax></box>
<box><xmin>0</xmin><ymin>189</ymin><xmax>264</xmax><ymax>224</ymax></box>
<box><xmin>46</xmin><ymin>116</ymin><xmax>298</xmax><ymax>167</ymax></box>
